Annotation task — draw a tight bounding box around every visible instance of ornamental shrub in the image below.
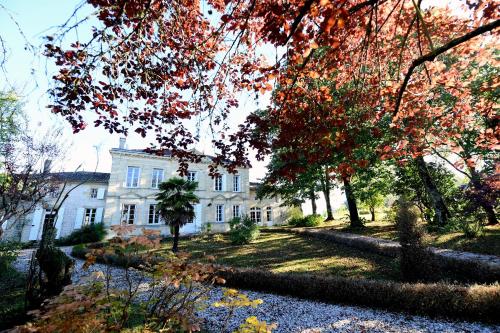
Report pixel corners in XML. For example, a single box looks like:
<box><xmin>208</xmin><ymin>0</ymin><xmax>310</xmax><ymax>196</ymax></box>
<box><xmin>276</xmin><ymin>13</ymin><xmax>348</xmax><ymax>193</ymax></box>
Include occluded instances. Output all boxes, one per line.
<box><xmin>55</xmin><ymin>223</ymin><xmax>107</xmax><ymax>246</ymax></box>
<box><xmin>228</xmin><ymin>216</ymin><xmax>260</xmax><ymax>245</ymax></box>
<box><xmin>289</xmin><ymin>214</ymin><xmax>322</xmax><ymax>227</ymax></box>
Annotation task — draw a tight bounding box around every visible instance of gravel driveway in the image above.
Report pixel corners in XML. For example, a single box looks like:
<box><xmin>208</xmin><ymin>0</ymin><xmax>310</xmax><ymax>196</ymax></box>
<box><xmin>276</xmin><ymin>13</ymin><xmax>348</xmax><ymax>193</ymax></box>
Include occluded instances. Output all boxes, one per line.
<box><xmin>12</xmin><ymin>248</ymin><xmax>500</xmax><ymax>333</ymax></box>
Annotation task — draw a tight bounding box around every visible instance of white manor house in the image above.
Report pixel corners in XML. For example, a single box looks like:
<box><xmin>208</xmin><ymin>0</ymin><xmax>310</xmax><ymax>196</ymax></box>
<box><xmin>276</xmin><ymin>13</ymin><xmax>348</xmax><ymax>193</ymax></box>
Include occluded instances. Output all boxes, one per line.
<box><xmin>4</xmin><ymin>139</ymin><xmax>291</xmax><ymax>242</ymax></box>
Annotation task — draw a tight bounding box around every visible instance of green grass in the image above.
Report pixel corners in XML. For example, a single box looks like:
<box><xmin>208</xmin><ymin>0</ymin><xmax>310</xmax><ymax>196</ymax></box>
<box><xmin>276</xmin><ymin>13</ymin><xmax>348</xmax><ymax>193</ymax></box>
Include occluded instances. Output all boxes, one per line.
<box><xmin>301</xmin><ymin>207</ymin><xmax>500</xmax><ymax>256</ymax></box>
<box><xmin>0</xmin><ymin>269</ymin><xmax>27</xmax><ymax>330</ymax></box>
<box><xmin>173</xmin><ymin>232</ymin><xmax>400</xmax><ymax>281</ymax></box>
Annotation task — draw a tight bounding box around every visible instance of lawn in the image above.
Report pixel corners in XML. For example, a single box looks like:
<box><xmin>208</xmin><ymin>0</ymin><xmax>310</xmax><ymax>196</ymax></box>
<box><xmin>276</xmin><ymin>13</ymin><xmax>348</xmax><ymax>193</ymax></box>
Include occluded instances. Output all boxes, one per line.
<box><xmin>308</xmin><ymin>208</ymin><xmax>500</xmax><ymax>256</ymax></box>
<box><xmin>175</xmin><ymin>232</ymin><xmax>400</xmax><ymax>281</ymax></box>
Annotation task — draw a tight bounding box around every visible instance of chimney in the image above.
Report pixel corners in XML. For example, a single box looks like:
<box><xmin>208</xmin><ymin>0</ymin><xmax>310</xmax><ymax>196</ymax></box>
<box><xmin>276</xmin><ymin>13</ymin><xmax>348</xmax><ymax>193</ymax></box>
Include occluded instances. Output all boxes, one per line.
<box><xmin>119</xmin><ymin>137</ymin><xmax>126</xmax><ymax>149</ymax></box>
<box><xmin>43</xmin><ymin>160</ymin><xmax>52</xmax><ymax>173</ymax></box>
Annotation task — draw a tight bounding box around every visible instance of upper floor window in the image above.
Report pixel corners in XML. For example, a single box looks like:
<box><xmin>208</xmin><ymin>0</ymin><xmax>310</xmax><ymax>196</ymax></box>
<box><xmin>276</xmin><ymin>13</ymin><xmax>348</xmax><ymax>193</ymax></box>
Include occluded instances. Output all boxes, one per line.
<box><xmin>151</xmin><ymin>168</ymin><xmax>164</xmax><ymax>188</ymax></box>
<box><xmin>250</xmin><ymin>207</ymin><xmax>261</xmax><ymax>223</ymax></box>
<box><xmin>214</xmin><ymin>175</ymin><xmax>223</xmax><ymax>191</ymax></box>
<box><xmin>187</xmin><ymin>171</ymin><xmax>197</xmax><ymax>182</ymax></box>
<box><xmin>233</xmin><ymin>175</ymin><xmax>241</xmax><ymax>192</ymax></box>
<box><xmin>232</xmin><ymin>205</ymin><xmax>241</xmax><ymax>219</ymax></box>
<box><xmin>90</xmin><ymin>188</ymin><xmax>98</xmax><ymax>198</ymax></box>
<box><xmin>121</xmin><ymin>204</ymin><xmax>136</xmax><ymax>224</ymax></box>
<box><xmin>84</xmin><ymin>208</ymin><xmax>97</xmax><ymax>225</ymax></box>
<box><xmin>266</xmin><ymin>207</ymin><xmax>272</xmax><ymax>222</ymax></box>
<box><xmin>126</xmin><ymin>166</ymin><xmax>140</xmax><ymax>188</ymax></box>
<box><xmin>216</xmin><ymin>204</ymin><xmax>224</xmax><ymax>222</ymax></box>
<box><xmin>148</xmin><ymin>204</ymin><xmax>160</xmax><ymax>224</ymax></box>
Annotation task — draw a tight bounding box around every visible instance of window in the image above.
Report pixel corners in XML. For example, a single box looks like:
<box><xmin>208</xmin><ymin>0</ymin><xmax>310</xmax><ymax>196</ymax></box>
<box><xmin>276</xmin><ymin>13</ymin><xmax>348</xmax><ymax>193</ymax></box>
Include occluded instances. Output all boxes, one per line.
<box><xmin>214</xmin><ymin>175</ymin><xmax>223</xmax><ymax>191</ymax></box>
<box><xmin>233</xmin><ymin>175</ymin><xmax>240</xmax><ymax>192</ymax></box>
<box><xmin>187</xmin><ymin>171</ymin><xmax>197</xmax><ymax>182</ymax></box>
<box><xmin>216</xmin><ymin>204</ymin><xmax>224</xmax><ymax>222</ymax></box>
<box><xmin>266</xmin><ymin>207</ymin><xmax>272</xmax><ymax>222</ymax></box>
<box><xmin>148</xmin><ymin>204</ymin><xmax>160</xmax><ymax>224</ymax></box>
<box><xmin>126</xmin><ymin>167</ymin><xmax>140</xmax><ymax>188</ymax></box>
<box><xmin>232</xmin><ymin>205</ymin><xmax>241</xmax><ymax>219</ymax></box>
<box><xmin>250</xmin><ymin>207</ymin><xmax>261</xmax><ymax>223</ymax></box>
<box><xmin>84</xmin><ymin>208</ymin><xmax>97</xmax><ymax>225</ymax></box>
<box><xmin>43</xmin><ymin>210</ymin><xmax>56</xmax><ymax>225</ymax></box>
<box><xmin>121</xmin><ymin>204</ymin><xmax>136</xmax><ymax>224</ymax></box>
<box><xmin>151</xmin><ymin>168</ymin><xmax>164</xmax><ymax>188</ymax></box>
<box><xmin>90</xmin><ymin>188</ymin><xmax>98</xmax><ymax>198</ymax></box>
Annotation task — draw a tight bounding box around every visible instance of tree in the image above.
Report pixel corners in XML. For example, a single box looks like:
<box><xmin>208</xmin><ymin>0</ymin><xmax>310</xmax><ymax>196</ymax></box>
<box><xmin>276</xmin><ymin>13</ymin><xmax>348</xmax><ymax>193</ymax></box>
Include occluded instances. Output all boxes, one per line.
<box><xmin>0</xmin><ymin>91</ymin><xmax>23</xmax><ymax>146</ymax></box>
<box><xmin>353</xmin><ymin>163</ymin><xmax>393</xmax><ymax>221</ymax></box>
<box><xmin>44</xmin><ymin>1</ymin><xmax>499</xmax><ymax>174</ymax></box>
<box><xmin>0</xmin><ymin>125</ymin><xmax>63</xmax><ymax>239</ymax></box>
<box><xmin>156</xmin><ymin>177</ymin><xmax>199</xmax><ymax>252</ymax></box>
<box><xmin>392</xmin><ymin>161</ymin><xmax>458</xmax><ymax>228</ymax></box>
<box><xmin>257</xmin><ymin>151</ymin><xmax>323</xmax><ymax>215</ymax></box>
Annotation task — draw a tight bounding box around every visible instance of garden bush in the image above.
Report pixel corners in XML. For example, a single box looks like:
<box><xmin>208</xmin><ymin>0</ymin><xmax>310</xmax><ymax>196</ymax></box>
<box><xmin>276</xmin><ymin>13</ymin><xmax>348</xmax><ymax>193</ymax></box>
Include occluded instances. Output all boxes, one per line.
<box><xmin>0</xmin><ymin>241</ymin><xmax>20</xmax><ymax>277</ymax></box>
<box><xmin>288</xmin><ymin>214</ymin><xmax>322</xmax><ymax>227</ymax></box>
<box><xmin>55</xmin><ymin>223</ymin><xmax>107</xmax><ymax>246</ymax></box>
<box><xmin>228</xmin><ymin>216</ymin><xmax>260</xmax><ymax>245</ymax></box>
<box><xmin>395</xmin><ymin>201</ymin><xmax>436</xmax><ymax>282</ymax></box>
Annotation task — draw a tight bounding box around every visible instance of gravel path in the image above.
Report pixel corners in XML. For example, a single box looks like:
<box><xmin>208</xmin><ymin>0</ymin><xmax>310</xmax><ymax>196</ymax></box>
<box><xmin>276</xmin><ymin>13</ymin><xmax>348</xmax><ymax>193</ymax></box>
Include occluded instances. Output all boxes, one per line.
<box><xmin>12</xmin><ymin>248</ymin><xmax>500</xmax><ymax>333</ymax></box>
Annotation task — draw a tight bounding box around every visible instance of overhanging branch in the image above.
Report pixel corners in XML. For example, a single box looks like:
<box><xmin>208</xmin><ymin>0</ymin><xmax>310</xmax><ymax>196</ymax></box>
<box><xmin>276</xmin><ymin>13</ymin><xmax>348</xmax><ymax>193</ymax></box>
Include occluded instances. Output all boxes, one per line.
<box><xmin>393</xmin><ymin>19</ymin><xmax>500</xmax><ymax>118</ymax></box>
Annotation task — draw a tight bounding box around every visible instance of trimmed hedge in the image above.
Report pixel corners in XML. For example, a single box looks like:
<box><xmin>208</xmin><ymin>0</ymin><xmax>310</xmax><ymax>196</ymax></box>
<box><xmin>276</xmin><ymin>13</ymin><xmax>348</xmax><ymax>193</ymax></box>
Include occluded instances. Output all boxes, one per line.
<box><xmin>219</xmin><ymin>268</ymin><xmax>500</xmax><ymax>323</ymax></box>
<box><xmin>72</xmin><ymin>244</ymin><xmax>500</xmax><ymax>323</ymax></box>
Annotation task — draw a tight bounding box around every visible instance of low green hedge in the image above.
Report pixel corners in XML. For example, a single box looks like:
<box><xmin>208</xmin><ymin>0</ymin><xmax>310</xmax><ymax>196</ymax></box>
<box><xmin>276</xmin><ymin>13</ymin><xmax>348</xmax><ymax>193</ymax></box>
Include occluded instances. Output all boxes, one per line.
<box><xmin>219</xmin><ymin>268</ymin><xmax>500</xmax><ymax>323</ymax></box>
<box><xmin>289</xmin><ymin>214</ymin><xmax>322</xmax><ymax>227</ymax></box>
<box><xmin>72</xmin><ymin>244</ymin><xmax>500</xmax><ymax>323</ymax></box>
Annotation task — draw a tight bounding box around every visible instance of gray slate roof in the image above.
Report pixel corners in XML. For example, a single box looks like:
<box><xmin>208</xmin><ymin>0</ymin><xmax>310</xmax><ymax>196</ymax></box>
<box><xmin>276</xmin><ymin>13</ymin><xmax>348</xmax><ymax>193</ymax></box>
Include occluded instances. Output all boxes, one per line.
<box><xmin>49</xmin><ymin>172</ymin><xmax>110</xmax><ymax>184</ymax></box>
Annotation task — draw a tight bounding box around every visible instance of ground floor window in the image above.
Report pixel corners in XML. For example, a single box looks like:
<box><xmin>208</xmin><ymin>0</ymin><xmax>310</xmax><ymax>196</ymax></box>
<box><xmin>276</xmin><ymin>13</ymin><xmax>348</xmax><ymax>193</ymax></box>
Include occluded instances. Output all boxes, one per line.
<box><xmin>250</xmin><ymin>207</ymin><xmax>261</xmax><ymax>223</ymax></box>
<box><xmin>43</xmin><ymin>210</ymin><xmax>56</xmax><ymax>226</ymax></box>
<box><xmin>122</xmin><ymin>204</ymin><xmax>136</xmax><ymax>224</ymax></box>
<box><xmin>232</xmin><ymin>205</ymin><xmax>241</xmax><ymax>219</ymax></box>
<box><xmin>216</xmin><ymin>204</ymin><xmax>224</xmax><ymax>222</ymax></box>
<box><xmin>266</xmin><ymin>207</ymin><xmax>272</xmax><ymax>222</ymax></box>
<box><xmin>148</xmin><ymin>204</ymin><xmax>160</xmax><ymax>224</ymax></box>
<box><xmin>84</xmin><ymin>208</ymin><xmax>97</xmax><ymax>225</ymax></box>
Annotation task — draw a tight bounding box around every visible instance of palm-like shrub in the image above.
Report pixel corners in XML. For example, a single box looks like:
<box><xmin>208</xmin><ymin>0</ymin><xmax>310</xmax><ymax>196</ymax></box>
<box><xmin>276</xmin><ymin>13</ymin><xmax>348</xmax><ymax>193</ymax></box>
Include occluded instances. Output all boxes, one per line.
<box><xmin>156</xmin><ymin>177</ymin><xmax>199</xmax><ymax>252</ymax></box>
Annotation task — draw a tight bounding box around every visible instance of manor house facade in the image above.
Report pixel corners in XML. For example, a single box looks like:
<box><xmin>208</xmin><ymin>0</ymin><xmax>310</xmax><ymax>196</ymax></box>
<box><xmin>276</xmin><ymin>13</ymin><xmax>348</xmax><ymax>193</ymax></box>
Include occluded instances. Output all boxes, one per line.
<box><xmin>5</xmin><ymin>139</ymin><xmax>290</xmax><ymax>242</ymax></box>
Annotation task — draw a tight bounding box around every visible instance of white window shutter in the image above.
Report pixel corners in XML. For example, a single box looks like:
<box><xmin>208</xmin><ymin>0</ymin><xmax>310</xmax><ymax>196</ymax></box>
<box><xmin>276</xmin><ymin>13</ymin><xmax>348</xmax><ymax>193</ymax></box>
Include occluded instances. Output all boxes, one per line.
<box><xmin>222</xmin><ymin>174</ymin><xmax>227</xmax><ymax>191</ymax></box>
<box><xmin>95</xmin><ymin>207</ymin><xmax>104</xmax><ymax>223</ymax></box>
<box><xmin>74</xmin><ymin>208</ymin><xmax>85</xmax><ymax>229</ymax></box>
<box><xmin>195</xmin><ymin>204</ymin><xmax>202</xmax><ymax>225</ymax></box>
<box><xmin>97</xmin><ymin>188</ymin><xmax>105</xmax><ymax>199</ymax></box>
<box><xmin>29</xmin><ymin>208</ymin><xmax>43</xmax><ymax>240</ymax></box>
<box><xmin>55</xmin><ymin>207</ymin><xmax>65</xmax><ymax>239</ymax></box>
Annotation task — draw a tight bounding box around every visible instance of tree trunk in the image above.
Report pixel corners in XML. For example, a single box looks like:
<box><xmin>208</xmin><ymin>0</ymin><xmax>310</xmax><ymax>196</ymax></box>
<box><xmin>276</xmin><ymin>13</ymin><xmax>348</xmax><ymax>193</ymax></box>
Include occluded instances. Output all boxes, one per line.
<box><xmin>414</xmin><ymin>156</ymin><xmax>450</xmax><ymax>227</ymax></box>
<box><xmin>172</xmin><ymin>224</ymin><xmax>180</xmax><ymax>252</ymax></box>
<box><xmin>322</xmin><ymin>169</ymin><xmax>334</xmax><ymax>221</ymax></box>
<box><xmin>343</xmin><ymin>177</ymin><xmax>362</xmax><ymax>228</ymax></box>
<box><xmin>469</xmin><ymin>170</ymin><xmax>497</xmax><ymax>225</ymax></box>
<box><xmin>309</xmin><ymin>189</ymin><xmax>317</xmax><ymax>215</ymax></box>
<box><xmin>370</xmin><ymin>206</ymin><xmax>375</xmax><ymax>221</ymax></box>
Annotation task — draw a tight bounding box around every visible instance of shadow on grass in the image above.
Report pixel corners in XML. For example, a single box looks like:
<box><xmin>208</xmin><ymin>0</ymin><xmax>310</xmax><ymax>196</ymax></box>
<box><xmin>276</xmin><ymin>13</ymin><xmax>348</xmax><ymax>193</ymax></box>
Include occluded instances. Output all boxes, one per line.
<box><xmin>172</xmin><ymin>233</ymin><xmax>400</xmax><ymax>281</ymax></box>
